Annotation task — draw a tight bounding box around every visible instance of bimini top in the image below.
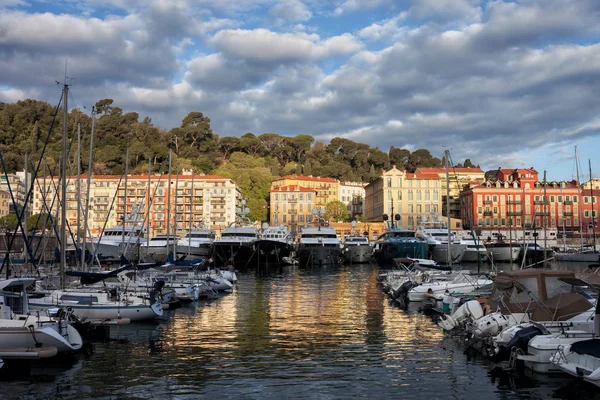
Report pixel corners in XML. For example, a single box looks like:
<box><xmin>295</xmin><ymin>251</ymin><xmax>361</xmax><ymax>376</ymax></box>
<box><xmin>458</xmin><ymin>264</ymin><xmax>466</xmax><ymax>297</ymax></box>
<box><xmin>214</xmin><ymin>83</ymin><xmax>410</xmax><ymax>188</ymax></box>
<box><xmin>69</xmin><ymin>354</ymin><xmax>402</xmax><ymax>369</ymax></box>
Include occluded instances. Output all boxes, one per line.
<box><xmin>487</xmin><ymin>269</ymin><xmax>593</xmax><ymax>321</ymax></box>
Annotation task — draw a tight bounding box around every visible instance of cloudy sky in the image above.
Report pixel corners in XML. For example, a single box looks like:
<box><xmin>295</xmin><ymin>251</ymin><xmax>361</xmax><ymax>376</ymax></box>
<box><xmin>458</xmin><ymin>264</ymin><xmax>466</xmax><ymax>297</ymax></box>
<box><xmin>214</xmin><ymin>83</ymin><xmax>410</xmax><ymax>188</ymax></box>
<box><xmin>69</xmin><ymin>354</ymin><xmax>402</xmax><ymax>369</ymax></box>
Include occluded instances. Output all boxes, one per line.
<box><xmin>1</xmin><ymin>0</ymin><xmax>600</xmax><ymax>181</ymax></box>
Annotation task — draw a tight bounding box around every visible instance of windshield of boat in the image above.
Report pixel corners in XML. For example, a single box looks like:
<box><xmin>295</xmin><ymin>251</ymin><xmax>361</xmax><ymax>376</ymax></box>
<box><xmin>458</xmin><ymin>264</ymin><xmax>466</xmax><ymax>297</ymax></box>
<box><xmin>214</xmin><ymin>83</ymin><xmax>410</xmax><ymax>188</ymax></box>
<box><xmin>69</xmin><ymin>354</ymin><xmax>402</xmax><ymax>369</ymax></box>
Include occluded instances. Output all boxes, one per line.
<box><xmin>302</xmin><ymin>234</ymin><xmax>337</xmax><ymax>239</ymax></box>
<box><xmin>222</xmin><ymin>233</ymin><xmax>256</xmax><ymax>238</ymax></box>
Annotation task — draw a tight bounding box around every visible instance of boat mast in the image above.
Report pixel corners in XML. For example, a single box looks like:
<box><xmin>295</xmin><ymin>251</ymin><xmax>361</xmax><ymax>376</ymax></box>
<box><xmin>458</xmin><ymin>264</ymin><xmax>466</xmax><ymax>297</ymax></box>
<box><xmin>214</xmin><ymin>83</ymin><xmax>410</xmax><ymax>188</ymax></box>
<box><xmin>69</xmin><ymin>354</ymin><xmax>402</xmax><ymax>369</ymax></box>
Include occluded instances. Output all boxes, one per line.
<box><xmin>590</xmin><ymin>160</ymin><xmax>597</xmax><ymax>252</ymax></box>
<box><xmin>122</xmin><ymin>147</ymin><xmax>129</xmax><ymax>252</ymax></box>
<box><xmin>444</xmin><ymin>149</ymin><xmax>451</xmax><ymax>265</ymax></box>
<box><xmin>23</xmin><ymin>152</ymin><xmax>28</xmax><ymax>267</ymax></box>
<box><xmin>543</xmin><ymin>170</ymin><xmax>547</xmax><ymax>268</ymax></box>
<box><xmin>560</xmin><ymin>183</ymin><xmax>566</xmax><ymax>251</ymax></box>
<box><xmin>82</xmin><ymin>107</ymin><xmax>95</xmax><ymax>270</ymax></box>
<box><xmin>173</xmin><ymin>169</ymin><xmax>179</xmax><ymax>256</ymax></box>
<box><xmin>76</xmin><ymin>123</ymin><xmax>81</xmax><ymax>267</ymax></box>
<box><xmin>188</xmin><ymin>169</ymin><xmax>194</xmax><ymax>257</ymax></box>
<box><xmin>166</xmin><ymin>146</ymin><xmax>172</xmax><ymax>257</ymax></box>
<box><xmin>147</xmin><ymin>158</ymin><xmax>151</xmax><ymax>253</ymax></box>
<box><xmin>575</xmin><ymin>146</ymin><xmax>583</xmax><ymax>249</ymax></box>
<box><xmin>60</xmin><ymin>82</ymin><xmax>68</xmax><ymax>290</ymax></box>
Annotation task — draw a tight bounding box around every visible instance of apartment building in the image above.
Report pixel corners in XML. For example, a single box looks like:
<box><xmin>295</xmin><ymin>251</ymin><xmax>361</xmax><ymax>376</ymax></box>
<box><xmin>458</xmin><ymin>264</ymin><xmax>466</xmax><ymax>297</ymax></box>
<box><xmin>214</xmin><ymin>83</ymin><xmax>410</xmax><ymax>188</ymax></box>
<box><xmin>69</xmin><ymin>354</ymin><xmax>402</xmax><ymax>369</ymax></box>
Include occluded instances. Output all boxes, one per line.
<box><xmin>459</xmin><ymin>167</ymin><xmax>598</xmax><ymax>233</ymax></box>
<box><xmin>32</xmin><ymin>172</ymin><xmax>241</xmax><ymax>236</ymax></box>
<box><xmin>271</xmin><ymin>175</ymin><xmax>338</xmax><ymax>208</ymax></box>
<box><xmin>339</xmin><ymin>181</ymin><xmax>366</xmax><ymax>219</ymax></box>
<box><xmin>364</xmin><ymin>165</ymin><xmax>443</xmax><ymax>228</ymax></box>
<box><xmin>415</xmin><ymin>167</ymin><xmax>485</xmax><ymax>219</ymax></box>
<box><xmin>269</xmin><ymin>185</ymin><xmax>317</xmax><ymax>234</ymax></box>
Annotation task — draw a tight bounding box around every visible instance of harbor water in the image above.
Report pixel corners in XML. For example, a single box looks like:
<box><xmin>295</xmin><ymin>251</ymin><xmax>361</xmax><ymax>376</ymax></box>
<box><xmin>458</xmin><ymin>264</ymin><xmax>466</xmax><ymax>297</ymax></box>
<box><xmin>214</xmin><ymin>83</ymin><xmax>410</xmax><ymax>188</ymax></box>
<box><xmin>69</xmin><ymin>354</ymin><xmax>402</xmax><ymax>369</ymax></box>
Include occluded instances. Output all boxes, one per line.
<box><xmin>3</xmin><ymin>262</ymin><xmax>600</xmax><ymax>399</ymax></box>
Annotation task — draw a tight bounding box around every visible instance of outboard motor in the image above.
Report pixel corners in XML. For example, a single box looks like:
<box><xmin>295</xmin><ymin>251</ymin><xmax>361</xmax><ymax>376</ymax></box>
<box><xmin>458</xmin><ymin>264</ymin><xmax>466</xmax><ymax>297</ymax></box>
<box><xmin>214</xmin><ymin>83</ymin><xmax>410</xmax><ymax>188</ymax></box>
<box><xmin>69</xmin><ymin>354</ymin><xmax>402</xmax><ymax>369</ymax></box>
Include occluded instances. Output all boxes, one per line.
<box><xmin>150</xmin><ymin>280</ymin><xmax>166</xmax><ymax>303</ymax></box>
<box><xmin>389</xmin><ymin>280</ymin><xmax>415</xmax><ymax>308</ymax></box>
<box><xmin>437</xmin><ymin>300</ymin><xmax>484</xmax><ymax>331</ymax></box>
<box><xmin>490</xmin><ymin>325</ymin><xmax>544</xmax><ymax>363</ymax></box>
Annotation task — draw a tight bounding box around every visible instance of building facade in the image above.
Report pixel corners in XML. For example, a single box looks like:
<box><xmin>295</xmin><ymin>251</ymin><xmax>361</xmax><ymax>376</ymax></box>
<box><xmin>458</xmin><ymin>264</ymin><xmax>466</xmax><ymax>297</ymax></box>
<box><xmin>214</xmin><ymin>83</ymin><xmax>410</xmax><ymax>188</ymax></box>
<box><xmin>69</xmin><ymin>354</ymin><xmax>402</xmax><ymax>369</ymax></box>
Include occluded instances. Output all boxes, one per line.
<box><xmin>0</xmin><ymin>170</ymin><xmax>31</xmax><ymax>215</ymax></box>
<box><xmin>0</xmin><ymin>190</ymin><xmax>10</xmax><ymax>218</ymax></box>
<box><xmin>271</xmin><ymin>175</ymin><xmax>338</xmax><ymax>208</ymax></box>
<box><xmin>365</xmin><ymin>165</ymin><xmax>444</xmax><ymax>228</ymax></box>
<box><xmin>415</xmin><ymin>167</ymin><xmax>485</xmax><ymax>219</ymax></box>
<box><xmin>338</xmin><ymin>181</ymin><xmax>366</xmax><ymax>219</ymax></box>
<box><xmin>459</xmin><ymin>167</ymin><xmax>600</xmax><ymax>234</ymax></box>
<box><xmin>269</xmin><ymin>185</ymin><xmax>317</xmax><ymax>234</ymax></box>
<box><xmin>32</xmin><ymin>172</ymin><xmax>241</xmax><ymax>237</ymax></box>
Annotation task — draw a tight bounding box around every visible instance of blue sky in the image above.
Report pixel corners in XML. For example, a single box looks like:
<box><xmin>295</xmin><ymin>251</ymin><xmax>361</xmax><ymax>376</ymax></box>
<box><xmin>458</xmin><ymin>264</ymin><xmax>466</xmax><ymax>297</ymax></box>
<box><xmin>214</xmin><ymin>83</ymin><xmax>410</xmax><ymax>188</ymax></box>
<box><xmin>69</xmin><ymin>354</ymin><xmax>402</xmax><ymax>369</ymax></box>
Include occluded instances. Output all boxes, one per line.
<box><xmin>1</xmin><ymin>0</ymin><xmax>600</xmax><ymax>182</ymax></box>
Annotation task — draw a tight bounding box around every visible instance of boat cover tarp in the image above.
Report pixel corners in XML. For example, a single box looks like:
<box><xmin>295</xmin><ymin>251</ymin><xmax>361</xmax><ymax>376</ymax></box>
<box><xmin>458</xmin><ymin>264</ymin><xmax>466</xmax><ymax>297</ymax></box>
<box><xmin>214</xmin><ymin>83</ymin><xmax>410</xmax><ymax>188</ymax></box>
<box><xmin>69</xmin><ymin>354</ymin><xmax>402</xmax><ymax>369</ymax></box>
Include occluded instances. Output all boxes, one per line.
<box><xmin>571</xmin><ymin>339</ymin><xmax>600</xmax><ymax>359</ymax></box>
<box><xmin>487</xmin><ymin>270</ymin><xmax>593</xmax><ymax>320</ymax></box>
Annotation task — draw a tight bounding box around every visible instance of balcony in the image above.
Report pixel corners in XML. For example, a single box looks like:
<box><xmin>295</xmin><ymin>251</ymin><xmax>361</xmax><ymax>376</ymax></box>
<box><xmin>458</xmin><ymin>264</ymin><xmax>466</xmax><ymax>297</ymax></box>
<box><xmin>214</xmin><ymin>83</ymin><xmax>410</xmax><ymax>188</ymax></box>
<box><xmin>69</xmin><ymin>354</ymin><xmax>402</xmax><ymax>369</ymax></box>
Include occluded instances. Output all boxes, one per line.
<box><xmin>507</xmin><ymin>212</ymin><xmax>521</xmax><ymax>216</ymax></box>
<box><xmin>483</xmin><ymin>200</ymin><xmax>493</xmax><ymax>204</ymax></box>
<box><xmin>288</xmin><ymin>198</ymin><xmax>298</xmax><ymax>203</ymax></box>
<box><xmin>534</xmin><ymin>200</ymin><xmax>549</xmax><ymax>205</ymax></box>
<box><xmin>483</xmin><ymin>211</ymin><xmax>493</xmax><ymax>216</ymax></box>
<box><xmin>537</xmin><ymin>212</ymin><xmax>550</xmax><ymax>216</ymax></box>
<box><xmin>507</xmin><ymin>200</ymin><xmax>522</xmax><ymax>205</ymax></box>
<box><xmin>563</xmin><ymin>212</ymin><xmax>574</xmax><ymax>216</ymax></box>
<box><xmin>564</xmin><ymin>200</ymin><xmax>573</xmax><ymax>205</ymax></box>
<box><xmin>289</xmin><ymin>210</ymin><xmax>298</xmax><ymax>215</ymax></box>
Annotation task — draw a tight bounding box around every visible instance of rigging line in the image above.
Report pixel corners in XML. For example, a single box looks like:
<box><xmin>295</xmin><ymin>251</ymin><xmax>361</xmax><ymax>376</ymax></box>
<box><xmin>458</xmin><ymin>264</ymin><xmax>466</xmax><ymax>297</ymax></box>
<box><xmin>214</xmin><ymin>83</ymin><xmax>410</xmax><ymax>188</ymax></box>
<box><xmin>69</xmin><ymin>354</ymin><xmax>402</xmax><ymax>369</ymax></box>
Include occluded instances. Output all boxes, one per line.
<box><xmin>0</xmin><ymin>90</ymin><xmax>64</xmax><ymax>274</ymax></box>
<box><xmin>91</xmin><ymin>171</ymin><xmax>126</xmax><ymax>264</ymax></box>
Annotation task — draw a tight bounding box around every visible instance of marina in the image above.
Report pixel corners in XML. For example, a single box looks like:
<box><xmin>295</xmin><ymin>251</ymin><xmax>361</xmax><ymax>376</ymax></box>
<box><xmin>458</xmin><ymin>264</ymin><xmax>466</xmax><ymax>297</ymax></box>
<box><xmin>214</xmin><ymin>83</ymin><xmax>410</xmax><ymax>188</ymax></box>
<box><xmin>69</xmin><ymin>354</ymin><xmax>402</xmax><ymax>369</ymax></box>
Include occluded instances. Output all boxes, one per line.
<box><xmin>1</xmin><ymin>260</ymin><xmax>600</xmax><ymax>399</ymax></box>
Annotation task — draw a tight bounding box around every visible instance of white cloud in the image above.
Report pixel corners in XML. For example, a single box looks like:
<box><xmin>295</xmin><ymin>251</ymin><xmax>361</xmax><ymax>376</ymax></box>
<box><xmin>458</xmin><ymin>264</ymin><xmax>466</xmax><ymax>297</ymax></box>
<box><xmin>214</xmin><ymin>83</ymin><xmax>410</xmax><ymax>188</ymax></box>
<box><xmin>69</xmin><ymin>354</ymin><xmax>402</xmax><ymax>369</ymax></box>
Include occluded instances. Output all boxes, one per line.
<box><xmin>269</xmin><ymin>0</ymin><xmax>312</xmax><ymax>24</ymax></box>
<box><xmin>211</xmin><ymin>29</ymin><xmax>362</xmax><ymax>63</ymax></box>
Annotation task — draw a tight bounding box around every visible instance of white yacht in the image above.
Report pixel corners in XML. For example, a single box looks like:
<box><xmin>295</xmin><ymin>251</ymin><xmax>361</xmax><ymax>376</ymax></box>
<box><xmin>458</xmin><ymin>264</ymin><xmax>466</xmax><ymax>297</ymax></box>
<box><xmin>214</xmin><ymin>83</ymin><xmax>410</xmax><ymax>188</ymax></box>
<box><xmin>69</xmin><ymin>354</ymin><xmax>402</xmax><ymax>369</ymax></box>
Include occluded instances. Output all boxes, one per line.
<box><xmin>29</xmin><ymin>285</ymin><xmax>163</xmax><ymax>322</ymax></box>
<box><xmin>415</xmin><ymin>221</ymin><xmax>466</xmax><ymax>264</ymax></box>
<box><xmin>297</xmin><ymin>226</ymin><xmax>341</xmax><ymax>267</ymax></box>
<box><xmin>175</xmin><ymin>229</ymin><xmax>216</xmax><ymax>259</ymax></box>
<box><xmin>459</xmin><ymin>236</ymin><xmax>488</xmax><ymax>263</ymax></box>
<box><xmin>140</xmin><ymin>235</ymin><xmax>179</xmax><ymax>263</ymax></box>
<box><xmin>0</xmin><ymin>278</ymin><xmax>83</xmax><ymax>356</ymax></box>
<box><xmin>86</xmin><ymin>225</ymin><xmax>144</xmax><ymax>263</ymax></box>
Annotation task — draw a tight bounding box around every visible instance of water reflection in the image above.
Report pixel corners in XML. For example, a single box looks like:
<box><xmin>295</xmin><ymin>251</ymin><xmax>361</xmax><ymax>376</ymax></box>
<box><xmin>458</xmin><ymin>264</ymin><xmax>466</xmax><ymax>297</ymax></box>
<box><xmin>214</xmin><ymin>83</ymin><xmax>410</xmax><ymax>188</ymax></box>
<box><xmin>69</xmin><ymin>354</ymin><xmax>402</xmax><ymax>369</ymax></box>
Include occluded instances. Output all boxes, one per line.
<box><xmin>2</xmin><ymin>262</ymin><xmax>600</xmax><ymax>399</ymax></box>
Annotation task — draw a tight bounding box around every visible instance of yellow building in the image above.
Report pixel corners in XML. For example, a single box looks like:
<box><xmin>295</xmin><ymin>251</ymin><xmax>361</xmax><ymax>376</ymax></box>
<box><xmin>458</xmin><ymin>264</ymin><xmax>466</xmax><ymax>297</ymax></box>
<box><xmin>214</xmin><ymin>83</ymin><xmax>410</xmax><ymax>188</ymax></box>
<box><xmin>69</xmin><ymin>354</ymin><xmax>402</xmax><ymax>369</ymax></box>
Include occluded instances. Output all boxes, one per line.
<box><xmin>365</xmin><ymin>165</ymin><xmax>443</xmax><ymax>228</ymax></box>
<box><xmin>269</xmin><ymin>185</ymin><xmax>317</xmax><ymax>234</ymax></box>
<box><xmin>271</xmin><ymin>175</ymin><xmax>339</xmax><ymax>208</ymax></box>
<box><xmin>415</xmin><ymin>167</ymin><xmax>485</xmax><ymax>219</ymax></box>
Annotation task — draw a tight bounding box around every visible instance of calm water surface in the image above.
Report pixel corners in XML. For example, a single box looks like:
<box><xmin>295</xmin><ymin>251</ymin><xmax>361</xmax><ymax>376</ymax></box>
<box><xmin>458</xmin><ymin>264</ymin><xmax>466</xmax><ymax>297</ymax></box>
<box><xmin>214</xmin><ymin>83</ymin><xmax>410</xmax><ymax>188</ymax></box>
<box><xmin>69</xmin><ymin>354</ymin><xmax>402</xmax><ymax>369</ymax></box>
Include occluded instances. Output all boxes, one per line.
<box><xmin>3</xmin><ymin>263</ymin><xmax>600</xmax><ymax>399</ymax></box>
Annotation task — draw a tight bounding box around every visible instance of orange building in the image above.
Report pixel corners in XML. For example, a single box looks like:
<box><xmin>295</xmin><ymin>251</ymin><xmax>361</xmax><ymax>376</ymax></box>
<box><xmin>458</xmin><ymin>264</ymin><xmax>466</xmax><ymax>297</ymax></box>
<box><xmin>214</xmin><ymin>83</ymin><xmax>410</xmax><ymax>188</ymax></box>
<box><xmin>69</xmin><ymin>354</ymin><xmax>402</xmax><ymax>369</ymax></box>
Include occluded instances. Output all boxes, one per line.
<box><xmin>459</xmin><ymin>167</ymin><xmax>599</xmax><ymax>233</ymax></box>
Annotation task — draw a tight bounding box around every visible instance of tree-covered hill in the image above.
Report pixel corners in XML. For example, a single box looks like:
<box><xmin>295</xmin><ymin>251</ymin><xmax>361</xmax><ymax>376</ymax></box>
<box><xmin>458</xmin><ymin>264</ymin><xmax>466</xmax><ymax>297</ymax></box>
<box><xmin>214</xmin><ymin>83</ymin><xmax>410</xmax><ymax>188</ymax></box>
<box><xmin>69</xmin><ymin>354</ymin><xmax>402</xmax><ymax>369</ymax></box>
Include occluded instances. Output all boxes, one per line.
<box><xmin>0</xmin><ymin>98</ymin><xmax>479</xmax><ymax>220</ymax></box>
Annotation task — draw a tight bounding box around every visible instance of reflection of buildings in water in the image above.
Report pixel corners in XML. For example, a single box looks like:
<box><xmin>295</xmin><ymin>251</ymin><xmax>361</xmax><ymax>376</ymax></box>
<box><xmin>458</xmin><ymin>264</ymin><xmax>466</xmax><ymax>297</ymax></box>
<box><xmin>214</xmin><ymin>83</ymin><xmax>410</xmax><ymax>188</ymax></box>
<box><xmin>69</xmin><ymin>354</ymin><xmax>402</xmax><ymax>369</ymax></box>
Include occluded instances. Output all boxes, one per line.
<box><xmin>364</xmin><ymin>268</ymin><xmax>386</xmax><ymax>346</ymax></box>
<box><xmin>266</xmin><ymin>268</ymin><xmax>376</xmax><ymax>352</ymax></box>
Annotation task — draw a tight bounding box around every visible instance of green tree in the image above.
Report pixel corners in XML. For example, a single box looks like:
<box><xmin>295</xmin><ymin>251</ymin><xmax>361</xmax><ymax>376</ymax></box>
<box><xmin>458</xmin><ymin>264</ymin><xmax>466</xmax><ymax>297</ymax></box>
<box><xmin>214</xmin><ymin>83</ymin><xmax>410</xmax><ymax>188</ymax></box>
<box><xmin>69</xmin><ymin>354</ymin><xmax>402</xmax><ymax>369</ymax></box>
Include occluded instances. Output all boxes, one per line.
<box><xmin>325</xmin><ymin>200</ymin><xmax>349</xmax><ymax>222</ymax></box>
<box><xmin>27</xmin><ymin>213</ymin><xmax>53</xmax><ymax>231</ymax></box>
<box><xmin>0</xmin><ymin>214</ymin><xmax>18</xmax><ymax>229</ymax></box>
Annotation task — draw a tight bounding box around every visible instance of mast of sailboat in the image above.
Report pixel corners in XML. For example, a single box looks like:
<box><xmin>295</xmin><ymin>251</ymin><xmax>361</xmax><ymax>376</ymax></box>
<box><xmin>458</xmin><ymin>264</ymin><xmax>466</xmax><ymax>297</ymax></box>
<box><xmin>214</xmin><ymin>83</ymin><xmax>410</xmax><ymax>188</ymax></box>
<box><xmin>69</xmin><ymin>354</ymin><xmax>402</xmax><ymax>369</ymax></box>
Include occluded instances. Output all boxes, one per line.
<box><xmin>575</xmin><ymin>146</ymin><xmax>584</xmax><ymax>249</ymax></box>
<box><xmin>444</xmin><ymin>149</ymin><xmax>451</xmax><ymax>265</ymax></box>
<box><xmin>166</xmin><ymin>146</ymin><xmax>172</xmax><ymax>257</ymax></box>
<box><xmin>76</xmin><ymin>123</ymin><xmax>81</xmax><ymax>267</ymax></box>
<box><xmin>173</xmin><ymin>169</ymin><xmax>179</xmax><ymax>257</ymax></box>
<box><xmin>590</xmin><ymin>160</ymin><xmax>597</xmax><ymax>252</ymax></box>
<box><xmin>60</xmin><ymin>82</ymin><xmax>68</xmax><ymax>290</ymax></box>
<box><xmin>23</xmin><ymin>152</ymin><xmax>28</xmax><ymax>266</ymax></box>
<box><xmin>543</xmin><ymin>170</ymin><xmax>548</xmax><ymax>268</ymax></box>
<box><xmin>147</xmin><ymin>159</ymin><xmax>151</xmax><ymax>253</ymax></box>
<box><xmin>82</xmin><ymin>107</ymin><xmax>95</xmax><ymax>270</ymax></box>
<box><xmin>122</xmin><ymin>147</ymin><xmax>129</xmax><ymax>251</ymax></box>
<box><xmin>560</xmin><ymin>183</ymin><xmax>566</xmax><ymax>251</ymax></box>
<box><xmin>188</xmin><ymin>169</ymin><xmax>194</xmax><ymax>257</ymax></box>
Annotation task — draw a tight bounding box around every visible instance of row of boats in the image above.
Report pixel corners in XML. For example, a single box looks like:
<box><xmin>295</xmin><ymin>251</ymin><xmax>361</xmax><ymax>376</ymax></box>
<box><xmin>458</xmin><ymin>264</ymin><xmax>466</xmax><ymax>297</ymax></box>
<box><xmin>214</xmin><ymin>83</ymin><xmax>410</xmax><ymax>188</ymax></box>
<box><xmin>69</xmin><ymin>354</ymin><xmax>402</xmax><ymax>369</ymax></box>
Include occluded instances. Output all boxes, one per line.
<box><xmin>0</xmin><ymin>258</ymin><xmax>238</xmax><ymax>368</ymax></box>
<box><xmin>84</xmin><ymin>219</ymin><xmax>563</xmax><ymax>271</ymax></box>
<box><xmin>378</xmin><ymin>260</ymin><xmax>600</xmax><ymax>388</ymax></box>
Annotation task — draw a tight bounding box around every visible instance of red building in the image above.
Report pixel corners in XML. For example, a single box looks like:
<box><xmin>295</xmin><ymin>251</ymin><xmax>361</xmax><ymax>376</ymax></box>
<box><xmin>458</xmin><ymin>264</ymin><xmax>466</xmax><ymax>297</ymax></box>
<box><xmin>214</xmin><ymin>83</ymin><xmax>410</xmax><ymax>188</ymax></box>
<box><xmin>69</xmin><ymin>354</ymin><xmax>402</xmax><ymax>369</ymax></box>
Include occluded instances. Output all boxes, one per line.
<box><xmin>460</xmin><ymin>167</ymin><xmax>599</xmax><ymax>234</ymax></box>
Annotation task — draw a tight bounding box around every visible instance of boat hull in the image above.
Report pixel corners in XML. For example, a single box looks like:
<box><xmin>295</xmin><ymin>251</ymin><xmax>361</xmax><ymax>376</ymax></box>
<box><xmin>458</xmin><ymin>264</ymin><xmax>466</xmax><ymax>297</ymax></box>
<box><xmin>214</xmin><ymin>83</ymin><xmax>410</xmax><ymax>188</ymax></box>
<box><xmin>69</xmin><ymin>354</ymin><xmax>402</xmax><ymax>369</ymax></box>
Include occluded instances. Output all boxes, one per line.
<box><xmin>341</xmin><ymin>244</ymin><xmax>373</xmax><ymax>263</ymax></box>
<box><xmin>254</xmin><ymin>240</ymin><xmax>293</xmax><ymax>264</ymax></box>
<box><xmin>0</xmin><ymin>317</ymin><xmax>82</xmax><ymax>353</ymax></box>
<box><xmin>212</xmin><ymin>243</ymin><xmax>256</xmax><ymax>268</ymax></box>
<box><xmin>429</xmin><ymin>244</ymin><xmax>466</xmax><ymax>264</ymax></box>
<box><xmin>298</xmin><ymin>245</ymin><xmax>340</xmax><ymax>267</ymax></box>
<box><xmin>373</xmin><ymin>242</ymin><xmax>429</xmax><ymax>265</ymax></box>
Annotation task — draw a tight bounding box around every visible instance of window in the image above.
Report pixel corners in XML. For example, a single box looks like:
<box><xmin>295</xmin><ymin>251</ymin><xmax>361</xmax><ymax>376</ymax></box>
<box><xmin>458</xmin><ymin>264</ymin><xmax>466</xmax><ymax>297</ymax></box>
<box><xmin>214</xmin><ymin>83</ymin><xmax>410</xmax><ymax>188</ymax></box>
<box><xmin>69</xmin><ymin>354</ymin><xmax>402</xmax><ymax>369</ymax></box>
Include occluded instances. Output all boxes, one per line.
<box><xmin>416</xmin><ymin>204</ymin><xmax>421</xmax><ymax>213</ymax></box>
<box><xmin>408</xmin><ymin>192</ymin><xmax>413</xmax><ymax>201</ymax></box>
<box><xmin>387</xmin><ymin>178</ymin><xmax>392</xmax><ymax>187</ymax></box>
<box><xmin>416</xmin><ymin>192</ymin><xmax>421</xmax><ymax>201</ymax></box>
<box><xmin>425</xmin><ymin>192</ymin><xmax>430</xmax><ymax>201</ymax></box>
<box><xmin>493</xmin><ymin>195</ymin><xmax>498</xmax><ymax>202</ymax></box>
<box><xmin>433</xmin><ymin>191</ymin><xmax>438</xmax><ymax>201</ymax></box>
<box><xmin>408</xmin><ymin>204</ymin><xmax>413</xmax><ymax>213</ymax></box>
<box><xmin>398</xmin><ymin>191</ymin><xmax>402</xmax><ymax>200</ymax></box>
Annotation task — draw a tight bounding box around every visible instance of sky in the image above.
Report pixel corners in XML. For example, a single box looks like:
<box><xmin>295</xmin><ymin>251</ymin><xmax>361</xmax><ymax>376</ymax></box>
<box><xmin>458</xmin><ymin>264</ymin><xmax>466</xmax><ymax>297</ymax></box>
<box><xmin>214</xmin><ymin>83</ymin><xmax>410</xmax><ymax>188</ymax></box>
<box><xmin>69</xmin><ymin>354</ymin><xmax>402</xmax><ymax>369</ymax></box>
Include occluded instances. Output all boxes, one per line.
<box><xmin>1</xmin><ymin>0</ymin><xmax>600</xmax><ymax>182</ymax></box>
